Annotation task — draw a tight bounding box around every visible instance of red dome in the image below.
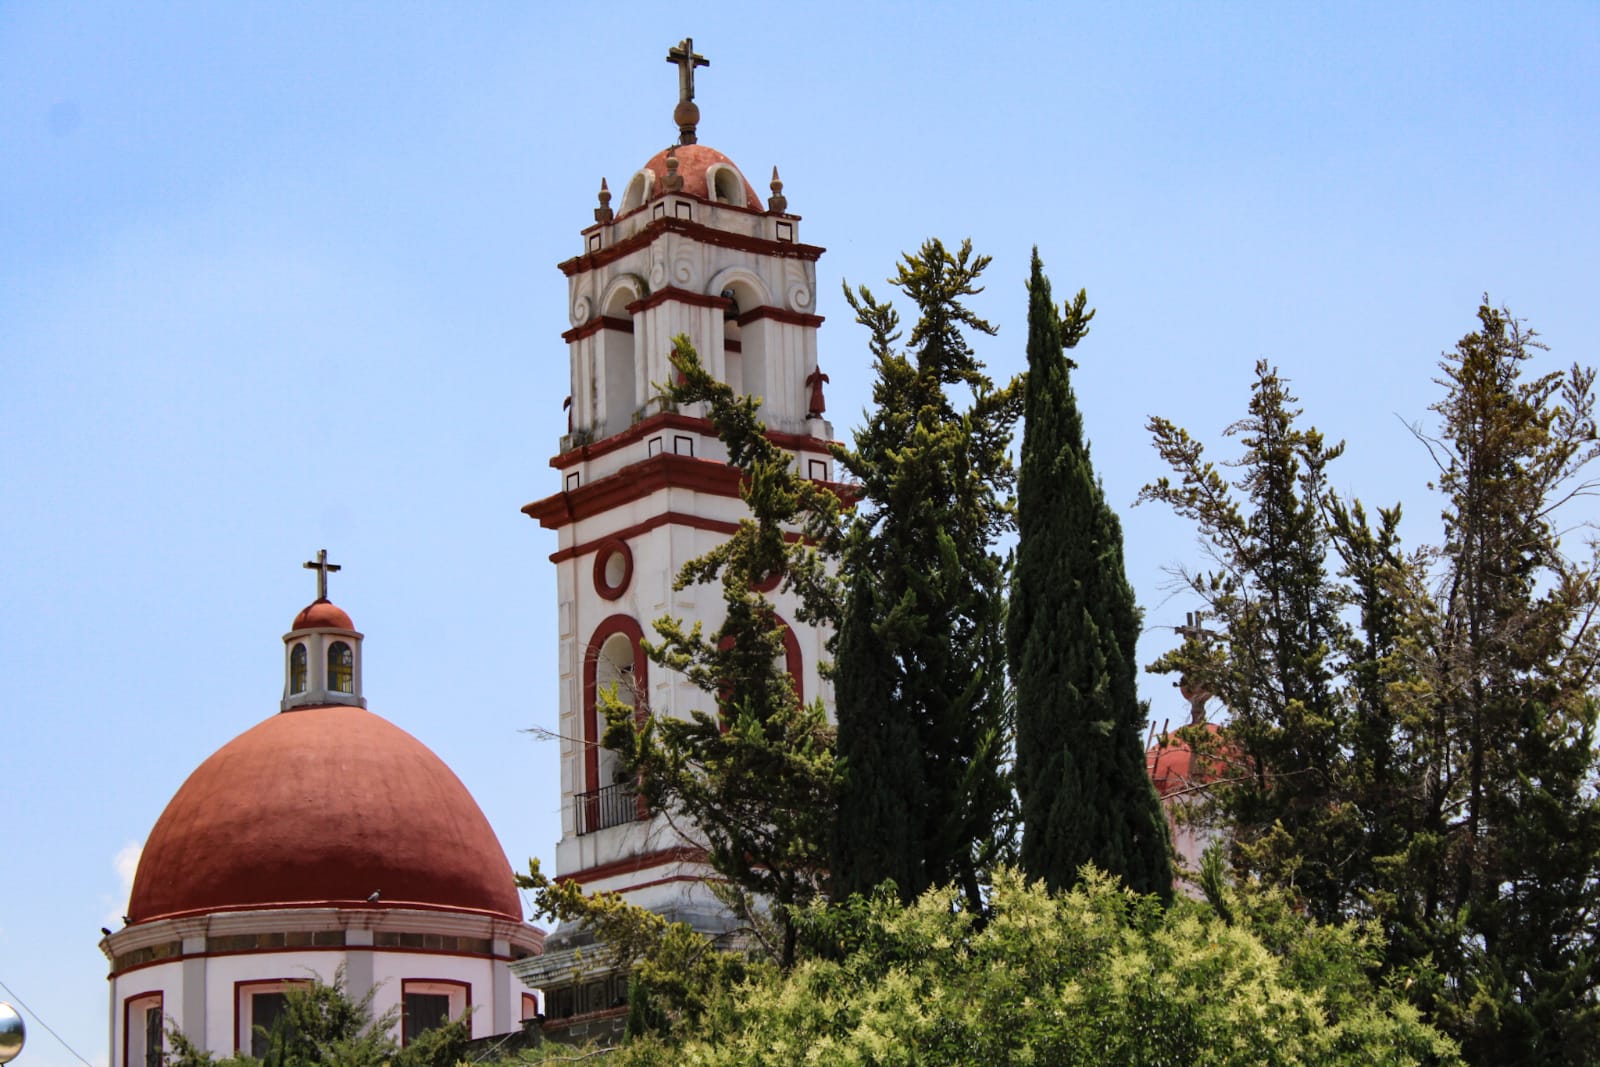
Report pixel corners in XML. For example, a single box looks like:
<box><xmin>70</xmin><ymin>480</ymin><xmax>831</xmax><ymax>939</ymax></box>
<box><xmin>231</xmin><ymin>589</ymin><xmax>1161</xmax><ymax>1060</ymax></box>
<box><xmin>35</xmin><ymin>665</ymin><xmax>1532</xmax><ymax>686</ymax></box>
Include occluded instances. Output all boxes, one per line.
<box><xmin>639</xmin><ymin>144</ymin><xmax>764</xmax><ymax>210</ymax></box>
<box><xmin>1146</xmin><ymin>723</ymin><xmax>1228</xmax><ymax>799</ymax></box>
<box><xmin>293</xmin><ymin>599</ymin><xmax>354</xmax><ymax>630</ymax></box>
<box><xmin>129</xmin><ymin>705</ymin><xmax>521</xmax><ymax>923</ymax></box>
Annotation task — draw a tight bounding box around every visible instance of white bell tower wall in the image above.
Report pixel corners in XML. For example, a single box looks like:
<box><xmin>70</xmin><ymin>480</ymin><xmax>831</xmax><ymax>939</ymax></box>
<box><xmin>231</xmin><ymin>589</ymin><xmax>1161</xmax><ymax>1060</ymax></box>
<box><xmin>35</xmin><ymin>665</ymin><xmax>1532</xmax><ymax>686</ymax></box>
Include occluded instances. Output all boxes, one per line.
<box><xmin>526</xmin><ymin>145</ymin><xmax>839</xmax><ymax>924</ymax></box>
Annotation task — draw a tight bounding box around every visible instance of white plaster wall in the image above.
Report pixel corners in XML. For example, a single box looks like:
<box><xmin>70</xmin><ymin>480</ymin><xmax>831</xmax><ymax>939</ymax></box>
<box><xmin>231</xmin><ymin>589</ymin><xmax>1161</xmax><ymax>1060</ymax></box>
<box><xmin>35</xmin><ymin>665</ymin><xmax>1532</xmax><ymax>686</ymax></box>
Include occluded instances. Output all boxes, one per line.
<box><xmin>368</xmin><ymin>952</ymin><xmax>498</xmax><ymax>1038</ymax></box>
<box><xmin>203</xmin><ymin>949</ymin><xmax>342</xmax><ymax>1054</ymax></box>
<box><xmin>110</xmin><ymin>960</ymin><xmax>183</xmax><ymax>1067</ymax></box>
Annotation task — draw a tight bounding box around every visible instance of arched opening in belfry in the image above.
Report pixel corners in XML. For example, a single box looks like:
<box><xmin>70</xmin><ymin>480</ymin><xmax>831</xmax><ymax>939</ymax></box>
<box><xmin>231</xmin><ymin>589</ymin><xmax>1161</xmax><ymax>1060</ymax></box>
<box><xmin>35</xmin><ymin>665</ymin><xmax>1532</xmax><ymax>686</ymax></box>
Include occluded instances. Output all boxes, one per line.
<box><xmin>719</xmin><ymin>277</ymin><xmax>764</xmax><ymax>403</ymax></box>
<box><xmin>602</xmin><ymin>286</ymin><xmax>637</xmax><ymax>437</ymax></box>
<box><xmin>707</xmin><ymin>164</ymin><xmax>747</xmax><ymax>207</ymax></box>
<box><xmin>594</xmin><ymin>632</ymin><xmax>638</xmax><ymax>790</ymax></box>
<box><xmin>619</xmin><ymin>169</ymin><xmax>653</xmax><ymax>214</ymax></box>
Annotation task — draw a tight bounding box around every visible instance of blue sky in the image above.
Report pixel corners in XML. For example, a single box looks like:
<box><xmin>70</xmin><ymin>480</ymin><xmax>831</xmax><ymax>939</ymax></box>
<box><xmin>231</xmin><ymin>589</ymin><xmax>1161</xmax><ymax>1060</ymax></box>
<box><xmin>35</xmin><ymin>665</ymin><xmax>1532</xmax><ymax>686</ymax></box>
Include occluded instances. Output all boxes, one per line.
<box><xmin>3</xmin><ymin>4</ymin><xmax>1597</xmax><ymax>1065</ymax></box>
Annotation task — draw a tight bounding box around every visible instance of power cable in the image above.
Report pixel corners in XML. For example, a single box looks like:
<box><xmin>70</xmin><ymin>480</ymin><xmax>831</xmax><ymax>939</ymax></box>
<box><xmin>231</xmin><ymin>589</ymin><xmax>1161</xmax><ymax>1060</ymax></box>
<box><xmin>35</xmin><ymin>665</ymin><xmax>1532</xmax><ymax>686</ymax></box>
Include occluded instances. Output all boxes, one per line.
<box><xmin>0</xmin><ymin>977</ymin><xmax>96</xmax><ymax>1067</ymax></box>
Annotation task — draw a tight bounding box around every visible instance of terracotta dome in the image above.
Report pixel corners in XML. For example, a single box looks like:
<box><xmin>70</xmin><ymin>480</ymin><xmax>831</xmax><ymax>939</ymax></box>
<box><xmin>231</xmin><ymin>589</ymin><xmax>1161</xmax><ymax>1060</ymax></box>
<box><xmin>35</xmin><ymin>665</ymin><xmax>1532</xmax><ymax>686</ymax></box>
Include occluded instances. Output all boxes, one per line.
<box><xmin>129</xmin><ymin>705</ymin><xmax>521</xmax><ymax>923</ymax></box>
<box><xmin>292</xmin><ymin>599</ymin><xmax>354</xmax><ymax>630</ymax></box>
<box><xmin>1146</xmin><ymin>722</ymin><xmax>1228</xmax><ymax>799</ymax></box>
<box><xmin>639</xmin><ymin>144</ymin><xmax>763</xmax><ymax>210</ymax></box>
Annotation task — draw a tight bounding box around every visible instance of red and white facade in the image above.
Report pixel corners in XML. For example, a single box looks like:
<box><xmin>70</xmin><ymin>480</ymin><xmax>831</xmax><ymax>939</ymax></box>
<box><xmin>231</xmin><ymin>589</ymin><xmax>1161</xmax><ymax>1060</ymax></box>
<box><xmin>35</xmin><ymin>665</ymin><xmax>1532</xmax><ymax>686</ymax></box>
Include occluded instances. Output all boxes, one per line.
<box><xmin>519</xmin><ymin>135</ymin><xmax>837</xmax><ymax>960</ymax></box>
<box><xmin>101</xmin><ymin>598</ymin><xmax>544</xmax><ymax>1066</ymax></box>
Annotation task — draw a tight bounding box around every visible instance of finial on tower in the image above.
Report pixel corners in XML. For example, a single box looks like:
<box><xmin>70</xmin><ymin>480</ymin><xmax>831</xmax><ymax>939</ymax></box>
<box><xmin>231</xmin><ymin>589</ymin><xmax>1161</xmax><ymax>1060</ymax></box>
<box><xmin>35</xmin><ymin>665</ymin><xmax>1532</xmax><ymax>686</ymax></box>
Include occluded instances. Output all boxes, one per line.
<box><xmin>303</xmin><ymin>548</ymin><xmax>341</xmax><ymax>602</ymax></box>
<box><xmin>594</xmin><ymin>178</ymin><xmax>613</xmax><ymax>223</ymax></box>
<box><xmin>665</xmin><ymin>37</ymin><xmax>709</xmax><ymax>145</ymax></box>
<box><xmin>768</xmin><ymin>166</ymin><xmax>788</xmax><ymax>213</ymax></box>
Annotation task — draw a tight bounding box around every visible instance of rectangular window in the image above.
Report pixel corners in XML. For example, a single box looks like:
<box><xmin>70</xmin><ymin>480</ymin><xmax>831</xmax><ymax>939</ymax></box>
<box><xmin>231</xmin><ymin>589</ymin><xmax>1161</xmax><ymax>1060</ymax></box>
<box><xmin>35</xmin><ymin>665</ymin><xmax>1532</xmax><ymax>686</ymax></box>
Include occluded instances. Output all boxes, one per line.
<box><xmin>235</xmin><ymin>980</ymin><xmax>308</xmax><ymax>1057</ymax></box>
<box><xmin>403</xmin><ymin>994</ymin><xmax>450</xmax><ymax>1043</ymax></box>
<box><xmin>400</xmin><ymin>981</ymin><xmax>469</xmax><ymax>1045</ymax></box>
<box><xmin>143</xmin><ymin>1007</ymin><xmax>162</xmax><ymax>1067</ymax></box>
<box><xmin>250</xmin><ymin>993</ymin><xmax>289</xmax><ymax>1059</ymax></box>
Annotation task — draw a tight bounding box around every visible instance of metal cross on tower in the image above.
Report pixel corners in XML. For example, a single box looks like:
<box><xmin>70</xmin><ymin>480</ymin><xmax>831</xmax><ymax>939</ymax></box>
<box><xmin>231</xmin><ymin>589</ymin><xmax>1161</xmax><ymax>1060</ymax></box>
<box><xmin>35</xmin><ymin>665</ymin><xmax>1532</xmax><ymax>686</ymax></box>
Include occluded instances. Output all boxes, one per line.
<box><xmin>665</xmin><ymin>37</ymin><xmax>709</xmax><ymax>145</ymax></box>
<box><xmin>303</xmin><ymin>549</ymin><xmax>341</xmax><ymax>601</ymax></box>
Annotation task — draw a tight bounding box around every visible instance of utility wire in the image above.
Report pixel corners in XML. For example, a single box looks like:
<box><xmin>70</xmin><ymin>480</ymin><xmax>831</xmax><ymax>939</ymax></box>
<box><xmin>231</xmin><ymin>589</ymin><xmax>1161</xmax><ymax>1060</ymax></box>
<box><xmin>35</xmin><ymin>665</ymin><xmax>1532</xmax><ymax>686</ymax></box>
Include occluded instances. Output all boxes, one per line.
<box><xmin>0</xmin><ymin>977</ymin><xmax>97</xmax><ymax>1067</ymax></box>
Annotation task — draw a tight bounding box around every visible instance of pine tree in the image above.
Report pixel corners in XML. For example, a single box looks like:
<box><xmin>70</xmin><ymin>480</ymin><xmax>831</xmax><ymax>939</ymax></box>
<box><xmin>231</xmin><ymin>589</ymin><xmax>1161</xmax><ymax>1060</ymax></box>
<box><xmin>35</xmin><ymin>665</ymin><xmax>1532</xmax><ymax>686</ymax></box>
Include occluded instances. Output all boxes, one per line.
<box><xmin>1141</xmin><ymin>361</ymin><xmax>1360</xmax><ymax>922</ymax></box>
<box><xmin>1387</xmin><ymin>303</ymin><xmax>1600</xmax><ymax>1063</ymax></box>
<box><xmin>601</xmin><ymin>335</ymin><xmax>843</xmax><ymax>968</ymax></box>
<box><xmin>1008</xmin><ymin>249</ymin><xmax>1170</xmax><ymax>899</ymax></box>
<box><xmin>831</xmin><ymin>239</ymin><xmax>1021</xmax><ymax>911</ymax></box>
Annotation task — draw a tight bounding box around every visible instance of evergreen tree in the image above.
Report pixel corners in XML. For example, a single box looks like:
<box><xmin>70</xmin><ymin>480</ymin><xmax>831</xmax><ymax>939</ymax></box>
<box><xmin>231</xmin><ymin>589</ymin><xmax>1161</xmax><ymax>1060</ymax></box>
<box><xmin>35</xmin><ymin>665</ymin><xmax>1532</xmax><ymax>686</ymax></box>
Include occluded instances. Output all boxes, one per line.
<box><xmin>1008</xmin><ymin>249</ymin><xmax>1170</xmax><ymax>899</ymax></box>
<box><xmin>831</xmin><ymin>239</ymin><xmax>1021</xmax><ymax>911</ymax></box>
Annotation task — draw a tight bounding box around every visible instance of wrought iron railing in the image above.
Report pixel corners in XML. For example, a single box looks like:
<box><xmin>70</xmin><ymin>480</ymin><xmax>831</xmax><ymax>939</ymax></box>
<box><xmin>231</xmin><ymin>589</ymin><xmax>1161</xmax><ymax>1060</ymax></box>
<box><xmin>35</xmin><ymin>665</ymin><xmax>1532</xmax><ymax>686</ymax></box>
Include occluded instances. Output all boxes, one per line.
<box><xmin>574</xmin><ymin>782</ymin><xmax>642</xmax><ymax>835</ymax></box>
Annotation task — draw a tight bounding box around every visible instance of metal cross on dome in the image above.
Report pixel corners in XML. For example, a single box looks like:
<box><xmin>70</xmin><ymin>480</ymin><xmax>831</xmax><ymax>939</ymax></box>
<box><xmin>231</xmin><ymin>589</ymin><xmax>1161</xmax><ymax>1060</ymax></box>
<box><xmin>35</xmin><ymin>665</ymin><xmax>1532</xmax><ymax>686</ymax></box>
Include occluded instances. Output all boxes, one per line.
<box><xmin>303</xmin><ymin>549</ymin><xmax>341</xmax><ymax>601</ymax></box>
<box><xmin>666</xmin><ymin>37</ymin><xmax>708</xmax><ymax>105</ymax></box>
<box><xmin>666</xmin><ymin>37</ymin><xmax>709</xmax><ymax>144</ymax></box>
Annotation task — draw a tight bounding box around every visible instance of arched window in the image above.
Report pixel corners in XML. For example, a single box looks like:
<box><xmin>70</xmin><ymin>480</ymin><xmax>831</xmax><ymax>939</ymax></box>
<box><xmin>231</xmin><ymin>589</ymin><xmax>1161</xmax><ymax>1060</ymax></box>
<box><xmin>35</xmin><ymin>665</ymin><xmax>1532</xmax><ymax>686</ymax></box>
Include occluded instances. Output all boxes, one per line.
<box><xmin>289</xmin><ymin>644</ymin><xmax>307</xmax><ymax>694</ymax></box>
<box><xmin>328</xmin><ymin>642</ymin><xmax>353</xmax><ymax>693</ymax></box>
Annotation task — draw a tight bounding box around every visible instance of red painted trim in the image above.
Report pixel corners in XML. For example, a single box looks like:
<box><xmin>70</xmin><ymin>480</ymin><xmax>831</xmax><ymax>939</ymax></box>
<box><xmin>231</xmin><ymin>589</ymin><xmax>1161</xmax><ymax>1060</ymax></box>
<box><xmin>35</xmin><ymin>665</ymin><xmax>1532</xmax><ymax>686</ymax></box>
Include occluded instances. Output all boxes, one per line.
<box><xmin>128</xmin><ymin>897</ymin><xmax>523</xmax><ymax>926</ymax></box>
<box><xmin>589</xmin><ymin>872</ymin><xmax>728</xmax><ymax>895</ymax></box>
<box><xmin>781</xmin><ymin>620</ymin><xmax>805</xmax><ymax>705</ymax></box>
<box><xmin>555</xmin><ymin>845</ymin><xmax>708</xmax><ymax>885</ymax></box>
<box><xmin>400</xmin><ymin>979</ymin><xmax>471</xmax><ymax>1046</ymax></box>
<box><xmin>723</xmin><ymin>338</ymin><xmax>742</xmax><ymax>353</ymax></box>
<box><xmin>560</xmin><ymin>315</ymin><xmax>634</xmax><ymax>343</ymax></box>
<box><xmin>591</xmin><ymin>539</ymin><xmax>633</xmax><ymax>600</ymax></box>
<box><xmin>550</xmin><ymin>411</ymin><xmax>716</xmax><ymax>467</ymax></box>
<box><xmin>625</xmin><ymin>286</ymin><xmax>731</xmax><ymax>315</ymax></box>
<box><xmin>123</xmin><ymin>990</ymin><xmax>162</xmax><ymax>1067</ymax></box>
<box><xmin>552</xmin><ymin>512</ymin><xmax>742</xmax><ymax>565</ymax></box>
<box><xmin>736</xmin><ymin>305</ymin><xmax>825</xmax><ymax>329</ymax></box>
<box><xmin>582</xmin><ymin>616</ymin><xmax>649</xmax><ymax>798</ymax></box>
<box><xmin>548</xmin><ymin>410</ymin><xmax>838</xmax><ymax>471</ymax></box>
<box><xmin>235</xmin><ymin>979</ymin><xmax>312</xmax><ymax>1054</ymax></box>
<box><xmin>558</xmin><ymin>217</ymin><xmax>824</xmax><ymax>277</ymax></box>
<box><xmin>524</xmin><ymin>453</ymin><xmax>744</xmax><ymax>529</ymax></box>
<box><xmin>715</xmin><ymin>615</ymin><xmax>804</xmax><ymax>706</ymax></box>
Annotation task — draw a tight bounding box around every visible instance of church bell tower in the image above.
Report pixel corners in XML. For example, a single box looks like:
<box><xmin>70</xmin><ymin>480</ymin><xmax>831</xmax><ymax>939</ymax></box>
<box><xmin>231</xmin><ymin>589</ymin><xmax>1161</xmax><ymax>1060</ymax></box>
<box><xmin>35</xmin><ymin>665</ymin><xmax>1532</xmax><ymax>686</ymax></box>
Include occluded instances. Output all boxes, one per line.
<box><xmin>521</xmin><ymin>39</ymin><xmax>836</xmax><ymax>986</ymax></box>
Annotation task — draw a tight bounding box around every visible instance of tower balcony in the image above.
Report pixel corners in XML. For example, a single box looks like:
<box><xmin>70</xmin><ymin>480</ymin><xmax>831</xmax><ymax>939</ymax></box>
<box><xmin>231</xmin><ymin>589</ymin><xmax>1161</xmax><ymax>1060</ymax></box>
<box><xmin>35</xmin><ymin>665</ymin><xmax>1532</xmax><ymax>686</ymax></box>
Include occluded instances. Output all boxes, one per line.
<box><xmin>572</xmin><ymin>783</ymin><xmax>645</xmax><ymax>836</ymax></box>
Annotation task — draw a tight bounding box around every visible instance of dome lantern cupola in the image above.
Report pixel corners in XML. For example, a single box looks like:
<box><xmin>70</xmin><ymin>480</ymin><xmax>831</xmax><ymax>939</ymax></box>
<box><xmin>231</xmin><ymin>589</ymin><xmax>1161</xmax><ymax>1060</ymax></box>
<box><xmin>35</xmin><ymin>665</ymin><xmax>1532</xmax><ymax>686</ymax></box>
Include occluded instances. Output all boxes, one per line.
<box><xmin>282</xmin><ymin>549</ymin><xmax>365</xmax><ymax>711</ymax></box>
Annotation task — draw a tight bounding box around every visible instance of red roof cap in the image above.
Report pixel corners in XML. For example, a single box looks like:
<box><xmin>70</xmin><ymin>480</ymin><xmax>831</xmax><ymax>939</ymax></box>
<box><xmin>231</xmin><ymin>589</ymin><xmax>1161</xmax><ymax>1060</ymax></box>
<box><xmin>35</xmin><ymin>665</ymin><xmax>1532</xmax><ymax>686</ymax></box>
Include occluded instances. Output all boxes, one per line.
<box><xmin>129</xmin><ymin>705</ymin><xmax>521</xmax><ymax>923</ymax></box>
<box><xmin>640</xmin><ymin>144</ymin><xmax>763</xmax><ymax>210</ymax></box>
<box><xmin>293</xmin><ymin>599</ymin><xmax>354</xmax><ymax>630</ymax></box>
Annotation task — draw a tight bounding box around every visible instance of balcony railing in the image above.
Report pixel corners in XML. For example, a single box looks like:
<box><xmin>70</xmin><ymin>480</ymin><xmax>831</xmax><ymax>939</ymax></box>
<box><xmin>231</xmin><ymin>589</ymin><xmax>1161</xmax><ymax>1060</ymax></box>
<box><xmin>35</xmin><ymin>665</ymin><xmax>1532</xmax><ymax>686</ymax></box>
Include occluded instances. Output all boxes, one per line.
<box><xmin>574</xmin><ymin>782</ymin><xmax>643</xmax><ymax>836</ymax></box>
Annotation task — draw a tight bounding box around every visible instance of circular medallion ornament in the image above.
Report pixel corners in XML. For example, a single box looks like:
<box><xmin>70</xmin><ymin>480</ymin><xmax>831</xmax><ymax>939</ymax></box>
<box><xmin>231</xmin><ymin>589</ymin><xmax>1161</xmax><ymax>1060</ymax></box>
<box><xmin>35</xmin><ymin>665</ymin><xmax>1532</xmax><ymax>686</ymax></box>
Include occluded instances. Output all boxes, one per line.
<box><xmin>593</xmin><ymin>540</ymin><xmax>633</xmax><ymax>601</ymax></box>
<box><xmin>0</xmin><ymin>1003</ymin><xmax>25</xmax><ymax>1065</ymax></box>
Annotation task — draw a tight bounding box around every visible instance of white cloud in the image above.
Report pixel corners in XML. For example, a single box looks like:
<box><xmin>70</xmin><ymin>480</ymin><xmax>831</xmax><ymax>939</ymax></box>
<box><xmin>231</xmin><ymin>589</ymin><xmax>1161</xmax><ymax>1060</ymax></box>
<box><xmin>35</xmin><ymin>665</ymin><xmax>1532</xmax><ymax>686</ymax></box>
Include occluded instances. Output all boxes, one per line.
<box><xmin>103</xmin><ymin>841</ymin><xmax>142</xmax><ymax>926</ymax></box>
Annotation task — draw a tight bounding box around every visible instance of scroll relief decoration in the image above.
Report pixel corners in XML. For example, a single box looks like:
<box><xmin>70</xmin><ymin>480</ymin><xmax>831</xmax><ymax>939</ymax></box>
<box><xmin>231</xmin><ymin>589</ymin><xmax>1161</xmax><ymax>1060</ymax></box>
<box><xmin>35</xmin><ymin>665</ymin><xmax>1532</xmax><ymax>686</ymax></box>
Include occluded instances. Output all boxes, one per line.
<box><xmin>786</xmin><ymin>261</ymin><xmax>813</xmax><ymax>312</ymax></box>
<box><xmin>673</xmin><ymin>251</ymin><xmax>697</xmax><ymax>289</ymax></box>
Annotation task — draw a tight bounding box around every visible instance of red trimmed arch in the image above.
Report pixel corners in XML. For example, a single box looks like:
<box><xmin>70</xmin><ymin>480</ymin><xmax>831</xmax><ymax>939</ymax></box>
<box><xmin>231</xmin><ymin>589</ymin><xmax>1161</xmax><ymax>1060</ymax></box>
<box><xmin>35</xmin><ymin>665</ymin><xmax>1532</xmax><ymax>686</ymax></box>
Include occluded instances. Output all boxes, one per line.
<box><xmin>715</xmin><ymin>613</ymin><xmax>806</xmax><ymax>710</ymax></box>
<box><xmin>582</xmin><ymin>615</ymin><xmax>649</xmax><ymax>795</ymax></box>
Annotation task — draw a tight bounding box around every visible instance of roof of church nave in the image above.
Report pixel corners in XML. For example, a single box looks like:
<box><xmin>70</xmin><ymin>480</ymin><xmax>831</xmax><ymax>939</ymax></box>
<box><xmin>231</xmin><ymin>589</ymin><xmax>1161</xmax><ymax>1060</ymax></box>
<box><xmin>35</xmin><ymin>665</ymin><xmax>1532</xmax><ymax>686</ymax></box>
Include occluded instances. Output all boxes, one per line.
<box><xmin>128</xmin><ymin>587</ymin><xmax>523</xmax><ymax>925</ymax></box>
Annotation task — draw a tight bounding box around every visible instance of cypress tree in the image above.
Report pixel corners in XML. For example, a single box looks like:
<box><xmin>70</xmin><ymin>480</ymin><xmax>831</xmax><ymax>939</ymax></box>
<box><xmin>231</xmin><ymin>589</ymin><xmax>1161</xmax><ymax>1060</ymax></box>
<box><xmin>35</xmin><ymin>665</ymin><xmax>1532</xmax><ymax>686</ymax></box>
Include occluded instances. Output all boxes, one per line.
<box><xmin>1009</xmin><ymin>249</ymin><xmax>1171</xmax><ymax>899</ymax></box>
